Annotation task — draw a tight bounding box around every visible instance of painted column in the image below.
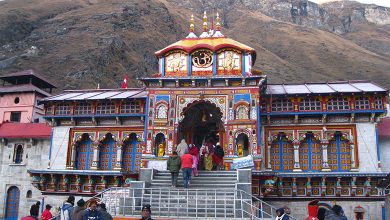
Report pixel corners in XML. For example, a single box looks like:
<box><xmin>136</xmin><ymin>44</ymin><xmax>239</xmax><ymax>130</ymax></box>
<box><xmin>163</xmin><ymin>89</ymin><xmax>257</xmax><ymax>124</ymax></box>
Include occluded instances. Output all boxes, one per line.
<box><xmin>321</xmin><ymin>140</ymin><xmax>331</xmax><ymax>171</ymax></box>
<box><xmin>69</xmin><ymin>142</ymin><xmax>77</xmax><ymax>169</ymax></box>
<box><xmin>293</xmin><ymin>139</ymin><xmax>302</xmax><ymax>172</ymax></box>
<box><xmin>114</xmin><ymin>141</ymin><xmax>123</xmax><ymax>170</ymax></box>
<box><xmin>90</xmin><ymin>141</ymin><xmax>100</xmax><ymax>170</ymax></box>
<box><xmin>267</xmin><ymin>145</ymin><xmax>271</xmax><ymax>169</ymax></box>
<box><xmin>350</xmin><ymin>143</ymin><xmax>359</xmax><ymax>171</ymax></box>
<box><xmin>213</xmin><ymin>53</ymin><xmax>217</xmax><ymax>76</ymax></box>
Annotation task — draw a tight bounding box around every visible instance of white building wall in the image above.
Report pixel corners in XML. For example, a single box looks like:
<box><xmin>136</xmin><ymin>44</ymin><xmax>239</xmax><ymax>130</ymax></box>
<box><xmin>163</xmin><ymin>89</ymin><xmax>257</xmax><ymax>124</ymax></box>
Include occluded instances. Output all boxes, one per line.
<box><xmin>49</xmin><ymin>126</ymin><xmax>71</xmax><ymax>170</ymax></box>
<box><xmin>356</xmin><ymin>123</ymin><xmax>380</xmax><ymax>172</ymax></box>
<box><xmin>0</xmin><ymin>138</ymin><xmax>50</xmax><ymax>219</ymax></box>
<box><xmin>380</xmin><ymin>137</ymin><xmax>390</xmax><ymax>172</ymax></box>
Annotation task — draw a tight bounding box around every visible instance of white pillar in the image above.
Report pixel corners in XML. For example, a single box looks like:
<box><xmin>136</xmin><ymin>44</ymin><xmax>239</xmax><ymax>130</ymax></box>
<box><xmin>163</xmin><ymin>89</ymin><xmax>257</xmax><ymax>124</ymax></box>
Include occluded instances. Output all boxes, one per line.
<box><xmin>267</xmin><ymin>145</ymin><xmax>271</xmax><ymax>169</ymax></box>
<box><xmin>68</xmin><ymin>142</ymin><xmax>77</xmax><ymax>169</ymax></box>
<box><xmin>90</xmin><ymin>141</ymin><xmax>100</xmax><ymax>170</ymax></box>
<box><xmin>115</xmin><ymin>143</ymin><xmax>123</xmax><ymax>170</ymax></box>
<box><xmin>321</xmin><ymin>140</ymin><xmax>331</xmax><ymax>171</ymax></box>
<box><xmin>293</xmin><ymin>140</ymin><xmax>302</xmax><ymax>172</ymax></box>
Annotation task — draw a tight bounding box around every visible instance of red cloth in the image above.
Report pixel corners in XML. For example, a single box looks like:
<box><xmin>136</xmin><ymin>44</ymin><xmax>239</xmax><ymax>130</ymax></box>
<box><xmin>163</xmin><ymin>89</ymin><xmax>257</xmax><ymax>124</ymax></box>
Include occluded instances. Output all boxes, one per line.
<box><xmin>42</xmin><ymin>209</ymin><xmax>53</xmax><ymax>220</ymax></box>
<box><xmin>181</xmin><ymin>154</ymin><xmax>193</xmax><ymax>169</ymax></box>
<box><xmin>212</xmin><ymin>153</ymin><xmax>223</xmax><ymax>165</ymax></box>
<box><xmin>20</xmin><ymin>217</ymin><xmax>36</xmax><ymax>220</ymax></box>
<box><xmin>189</xmin><ymin>146</ymin><xmax>199</xmax><ymax>156</ymax></box>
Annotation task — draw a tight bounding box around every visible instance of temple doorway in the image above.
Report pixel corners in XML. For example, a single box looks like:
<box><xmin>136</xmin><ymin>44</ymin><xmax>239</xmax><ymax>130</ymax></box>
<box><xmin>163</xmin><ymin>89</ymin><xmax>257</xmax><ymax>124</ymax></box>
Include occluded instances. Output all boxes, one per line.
<box><xmin>178</xmin><ymin>100</ymin><xmax>224</xmax><ymax>148</ymax></box>
<box><xmin>236</xmin><ymin>133</ymin><xmax>249</xmax><ymax>157</ymax></box>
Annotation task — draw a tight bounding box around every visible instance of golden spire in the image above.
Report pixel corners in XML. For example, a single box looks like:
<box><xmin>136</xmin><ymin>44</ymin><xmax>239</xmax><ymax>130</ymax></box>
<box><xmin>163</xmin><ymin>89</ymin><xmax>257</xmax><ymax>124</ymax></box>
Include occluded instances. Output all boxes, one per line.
<box><xmin>190</xmin><ymin>14</ymin><xmax>195</xmax><ymax>32</ymax></box>
<box><xmin>216</xmin><ymin>12</ymin><xmax>221</xmax><ymax>31</ymax></box>
<box><xmin>203</xmin><ymin>11</ymin><xmax>208</xmax><ymax>32</ymax></box>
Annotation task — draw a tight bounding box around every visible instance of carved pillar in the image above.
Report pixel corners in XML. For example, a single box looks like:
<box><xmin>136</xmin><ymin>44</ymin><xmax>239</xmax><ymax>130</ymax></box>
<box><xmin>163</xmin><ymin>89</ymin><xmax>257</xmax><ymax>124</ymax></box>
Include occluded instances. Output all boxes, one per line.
<box><xmin>292</xmin><ymin>177</ymin><xmax>297</xmax><ymax>196</ymax></box>
<box><xmin>293</xmin><ymin>139</ymin><xmax>301</xmax><ymax>172</ymax></box>
<box><xmin>68</xmin><ymin>142</ymin><xmax>78</xmax><ymax>169</ymax></box>
<box><xmin>351</xmin><ymin>176</ymin><xmax>357</xmax><ymax>196</ymax></box>
<box><xmin>364</xmin><ymin>177</ymin><xmax>371</xmax><ymax>196</ymax></box>
<box><xmin>267</xmin><ymin>145</ymin><xmax>271</xmax><ymax>169</ymax></box>
<box><xmin>350</xmin><ymin>143</ymin><xmax>359</xmax><ymax>171</ymax></box>
<box><xmin>321</xmin><ymin>140</ymin><xmax>331</xmax><ymax>172</ymax></box>
<box><xmin>114</xmin><ymin>141</ymin><xmax>123</xmax><ymax>171</ymax></box>
<box><xmin>90</xmin><ymin>141</ymin><xmax>100</xmax><ymax>170</ymax></box>
<box><xmin>336</xmin><ymin>177</ymin><xmax>341</xmax><ymax>197</ymax></box>
<box><xmin>306</xmin><ymin>177</ymin><xmax>312</xmax><ymax>196</ymax></box>
<box><xmin>321</xmin><ymin>177</ymin><xmax>326</xmax><ymax>197</ymax></box>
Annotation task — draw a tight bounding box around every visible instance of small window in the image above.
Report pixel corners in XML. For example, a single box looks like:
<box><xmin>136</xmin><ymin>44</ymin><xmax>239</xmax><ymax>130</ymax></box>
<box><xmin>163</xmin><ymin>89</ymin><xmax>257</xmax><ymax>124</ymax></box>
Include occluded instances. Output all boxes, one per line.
<box><xmin>327</xmin><ymin>97</ymin><xmax>349</xmax><ymax>111</ymax></box>
<box><xmin>271</xmin><ymin>99</ymin><xmax>293</xmax><ymax>112</ymax></box>
<box><xmin>46</xmin><ymin>106</ymin><xmax>54</xmax><ymax>115</ymax></box>
<box><xmin>26</xmin><ymin>190</ymin><xmax>32</xmax><ymax>198</ymax></box>
<box><xmin>375</xmin><ymin>97</ymin><xmax>383</xmax><ymax>109</ymax></box>
<box><xmin>120</xmin><ymin>101</ymin><xmax>141</xmax><ymax>114</ymax></box>
<box><xmin>14</xmin><ymin>145</ymin><xmax>23</xmax><ymax>164</ymax></box>
<box><xmin>355</xmin><ymin>97</ymin><xmax>369</xmax><ymax>110</ymax></box>
<box><xmin>96</xmin><ymin>102</ymin><xmax>116</xmax><ymax>114</ymax></box>
<box><xmin>299</xmin><ymin>98</ymin><xmax>321</xmax><ymax>111</ymax></box>
<box><xmin>10</xmin><ymin>112</ymin><xmax>21</xmax><ymax>122</ymax></box>
<box><xmin>14</xmin><ymin>97</ymin><xmax>20</xmax><ymax>104</ymax></box>
<box><xmin>55</xmin><ymin>104</ymin><xmax>71</xmax><ymax>115</ymax></box>
<box><xmin>74</xmin><ymin>103</ymin><xmax>92</xmax><ymax>115</ymax></box>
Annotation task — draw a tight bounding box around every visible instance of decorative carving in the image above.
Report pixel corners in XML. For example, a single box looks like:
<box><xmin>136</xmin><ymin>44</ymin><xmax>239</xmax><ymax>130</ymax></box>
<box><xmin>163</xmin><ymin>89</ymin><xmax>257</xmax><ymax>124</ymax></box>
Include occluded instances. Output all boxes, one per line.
<box><xmin>192</xmin><ymin>50</ymin><xmax>213</xmax><ymax>68</ymax></box>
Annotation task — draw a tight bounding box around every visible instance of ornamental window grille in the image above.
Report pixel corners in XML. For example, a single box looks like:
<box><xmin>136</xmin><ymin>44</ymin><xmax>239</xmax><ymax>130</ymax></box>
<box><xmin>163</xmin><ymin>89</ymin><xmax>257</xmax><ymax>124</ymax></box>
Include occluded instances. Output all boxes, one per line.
<box><xmin>236</xmin><ymin>105</ymin><xmax>249</xmax><ymax>120</ymax></box>
<box><xmin>327</xmin><ymin>97</ymin><xmax>349</xmax><ymax>110</ymax></box>
<box><xmin>271</xmin><ymin>99</ymin><xmax>293</xmax><ymax>112</ymax></box>
<box><xmin>14</xmin><ymin>145</ymin><xmax>23</xmax><ymax>164</ymax></box>
<box><xmin>328</xmin><ymin>134</ymin><xmax>351</xmax><ymax>171</ymax></box>
<box><xmin>299</xmin><ymin>98</ymin><xmax>321</xmax><ymax>111</ymax></box>
<box><xmin>96</xmin><ymin>102</ymin><xmax>116</xmax><ymax>115</ymax></box>
<box><xmin>299</xmin><ymin>134</ymin><xmax>322</xmax><ymax>171</ymax></box>
<box><xmin>74</xmin><ymin>103</ymin><xmax>93</xmax><ymax>115</ymax></box>
<box><xmin>55</xmin><ymin>104</ymin><xmax>71</xmax><ymax>115</ymax></box>
<box><xmin>46</xmin><ymin>106</ymin><xmax>54</xmax><ymax>115</ymax></box>
<box><xmin>120</xmin><ymin>101</ymin><xmax>141</xmax><ymax>114</ymax></box>
<box><xmin>355</xmin><ymin>97</ymin><xmax>370</xmax><ymax>110</ymax></box>
<box><xmin>156</xmin><ymin>104</ymin><xmax>168</xmax><ymax>119</ymax></box>
<box><xmin>375</xmin><ymin>97</ymin><xmax>383</xmax><ymax>109</ymax></box>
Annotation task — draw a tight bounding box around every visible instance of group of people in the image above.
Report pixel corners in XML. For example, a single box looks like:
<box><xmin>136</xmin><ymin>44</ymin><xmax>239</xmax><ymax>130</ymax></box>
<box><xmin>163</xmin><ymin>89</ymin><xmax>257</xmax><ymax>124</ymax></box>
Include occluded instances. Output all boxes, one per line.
<box><xmin>167</xmin><ymin>138</ymin><xmax>225</xmax><ymax>188</ymax></box>
<box><xmin>59</xmin><ymin>196</ymin><xmax>112</xmax><ymax>220</ymax></box>
<box><xmin>275</xmin><ymin>201</ymin><xmax>348</xmax><ymax>220</ymax></box>
<box><xmin>22</xmin><ymin>196</ymin><xmax>113</xmax><ymax>220</ymax></box>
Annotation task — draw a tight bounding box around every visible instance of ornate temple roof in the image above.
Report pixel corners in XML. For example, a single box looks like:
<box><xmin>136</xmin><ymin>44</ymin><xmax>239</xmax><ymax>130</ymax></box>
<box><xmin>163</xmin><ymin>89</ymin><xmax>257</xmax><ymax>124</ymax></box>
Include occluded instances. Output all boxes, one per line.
<box><xmin>155</xmin><ymin>37</ymin><xmax>256</xmax><ymax>57</ymax></box>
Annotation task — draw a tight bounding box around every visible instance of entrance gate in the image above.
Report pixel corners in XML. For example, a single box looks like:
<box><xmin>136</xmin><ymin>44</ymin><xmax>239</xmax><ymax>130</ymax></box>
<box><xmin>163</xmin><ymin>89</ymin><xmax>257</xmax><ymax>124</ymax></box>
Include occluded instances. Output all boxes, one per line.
<box><xmin>5</xmin><ymin>186</ymin><xmax>20</xmax><ymax>220</ymax></box>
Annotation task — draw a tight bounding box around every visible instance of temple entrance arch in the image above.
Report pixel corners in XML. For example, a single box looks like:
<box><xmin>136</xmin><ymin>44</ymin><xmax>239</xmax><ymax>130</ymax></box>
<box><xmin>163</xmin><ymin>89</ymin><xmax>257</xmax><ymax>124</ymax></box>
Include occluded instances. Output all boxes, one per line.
<box><xmin>178</xmin><ymin>100</ymin><xmax>224</xmax><ymax>147</ymax></box>
<box><xmin>235</xmin><ymin>133</ymin><xmax>249</xmax><ymax>157</ymax></box>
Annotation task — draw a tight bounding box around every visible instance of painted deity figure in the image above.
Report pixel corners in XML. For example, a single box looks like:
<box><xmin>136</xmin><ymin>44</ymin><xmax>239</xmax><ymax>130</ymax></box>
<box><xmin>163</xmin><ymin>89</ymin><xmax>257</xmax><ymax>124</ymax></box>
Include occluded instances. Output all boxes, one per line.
<box><xmin>237</xmin><ymin>144</ymin><xmax>244</xmax><ymax>157</ymax></box>
<box><xmin>158</xmin><ymin>143</ymin><xmax>165</xmax><ymax>157</ymax></box>
<box><xmin>169</xmin><ymin>53</ymin><xmax>184</xmax><ymax>72</ymax></box>
<box><xmin>222</xmin><ymin>51</ymin><xmax>235</xmax><ymax>70</ymax></box>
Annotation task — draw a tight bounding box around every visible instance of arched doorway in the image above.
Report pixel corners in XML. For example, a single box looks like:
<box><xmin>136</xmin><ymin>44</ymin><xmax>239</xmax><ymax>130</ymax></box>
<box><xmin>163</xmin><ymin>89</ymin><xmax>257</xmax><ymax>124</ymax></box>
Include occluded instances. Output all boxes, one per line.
<box><xmin>99</xmin><ymin>133</ymin><xmax>116</xmax><ymax>170</ymax></box>
<box><xmin>76</xmin><ymin>133</ymin><xmax>93</xmax><ymax>170</ymax></box>
<box><xmin>236</xmin><ymin>133</ymin><xmax>249</xmax><ymax>157</ymax></box>
<box><xmin>154</xmin><ymin>133</ymin><xmax>166</xmax><ymax>157</ymax></box>
<box><xmin>5</xmin><ymin>186</ymin><xmax>20</xmax><ymax>220</ymax></box>
<box><xmin>178</xmin><ymin>100</ymin><xmax>224</xmax><ymax>148</ymax></box>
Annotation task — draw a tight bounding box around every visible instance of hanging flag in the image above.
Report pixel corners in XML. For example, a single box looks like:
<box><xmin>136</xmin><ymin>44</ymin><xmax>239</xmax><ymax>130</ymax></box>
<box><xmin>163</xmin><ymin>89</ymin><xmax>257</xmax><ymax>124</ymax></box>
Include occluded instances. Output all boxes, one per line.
<box><xmin>121</xmin><ymin>73</ymin><xmax>129</xmax><ymax>89</ymax></box>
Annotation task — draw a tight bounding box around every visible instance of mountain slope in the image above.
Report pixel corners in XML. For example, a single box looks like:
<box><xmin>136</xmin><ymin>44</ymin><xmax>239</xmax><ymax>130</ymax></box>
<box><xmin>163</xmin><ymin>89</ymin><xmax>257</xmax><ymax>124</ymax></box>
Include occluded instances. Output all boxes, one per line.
<box><xmin>0</xmin><ymin>0</ymin><xmax>389</xmax><ymax>90</ymax></box>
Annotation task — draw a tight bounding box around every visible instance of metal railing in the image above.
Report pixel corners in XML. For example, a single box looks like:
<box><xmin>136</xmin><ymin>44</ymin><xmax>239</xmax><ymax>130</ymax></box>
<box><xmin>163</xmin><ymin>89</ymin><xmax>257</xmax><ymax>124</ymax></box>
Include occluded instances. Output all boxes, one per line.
<box><xmin>95</xmin><ymin>187</ymin><xmax>298</xmax><ymax>219</ymax></box>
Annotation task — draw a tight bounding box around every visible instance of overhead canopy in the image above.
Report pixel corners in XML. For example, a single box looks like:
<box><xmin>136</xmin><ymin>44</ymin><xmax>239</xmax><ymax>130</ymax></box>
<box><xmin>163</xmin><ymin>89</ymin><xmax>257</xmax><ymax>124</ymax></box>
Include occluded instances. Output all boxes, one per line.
<box><xmin>266</xmin><ymin>81</ymin><xmax>388</xmax><ymax>95</ymax></box>
<box><xmin>40</xmin><ymin>89</ymin><xmax>147</xmax><ymax>103</ymax></box>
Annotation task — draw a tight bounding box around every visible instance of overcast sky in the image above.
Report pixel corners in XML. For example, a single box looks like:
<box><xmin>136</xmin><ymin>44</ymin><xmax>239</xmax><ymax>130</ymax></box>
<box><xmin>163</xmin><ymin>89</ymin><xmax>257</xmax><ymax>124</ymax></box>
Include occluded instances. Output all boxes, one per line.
<box><xmin>312</xmin><ymin>0</ymin><xmax>390</xmax><ymax>7</ymax></box>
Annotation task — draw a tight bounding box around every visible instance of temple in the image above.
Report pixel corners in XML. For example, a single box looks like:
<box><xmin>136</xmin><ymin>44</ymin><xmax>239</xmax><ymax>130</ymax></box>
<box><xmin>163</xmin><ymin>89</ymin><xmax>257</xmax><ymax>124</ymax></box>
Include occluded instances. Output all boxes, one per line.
<box><xmin>27</xmin><ymin>12</ymin><xmax>389</xmax><ymax>218</ymax></box>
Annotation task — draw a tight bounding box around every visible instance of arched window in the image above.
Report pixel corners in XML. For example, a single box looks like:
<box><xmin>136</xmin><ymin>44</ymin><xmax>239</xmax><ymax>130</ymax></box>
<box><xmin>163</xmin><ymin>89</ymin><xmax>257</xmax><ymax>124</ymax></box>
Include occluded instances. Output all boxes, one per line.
<box><xmin>327</xmin><ymin>97</ymin><xmax>349</xmax><ymax>110</ymax></box>
<box><xmin>26</xmin><ymin>190</ymin><xmax>32</xmax><ymax>198</ymax></box>
<box><xmin>299</xmin><ymin>98</ymin><xmax>321</xmax><ymax>111</ymax></box>
<box><xmin>99</xmin><ymin>134</ymin><xmax>116</xmax><ymax>170</ymax></box>
<box><xmin>76</xmin><ymin>135</ymin><xmax>93</xmax><ymax>170</ymax></box>
<box><xmin>271</xmin><ymin>99</ymin><xmax>293</xmax><ymax>112</ymax></box>
<box><xmin>156</xmin><ymin>104</ymin><xmax>168</xmax><ymax>119</ymax></box>
<box><xmin>328</xmin><ymin>133</ymin><xmax>351</xmax><ymax>171</ymax></box>
<box><xmin>236</xmin><ymin>105</ymin><xmax>249</xmax><ymax>120</ymax></box>
<box><xmin>123</xmin><ymin>133</ymin><xmax>141</xmax><ymax>172</ymax></box>
<box><xmin>270</xmin><ymin>134</ymin><xmax>294</xmax><ymax>171</ymax></box>
<box><xmin>299</xmin><ymin>133</ymin><xmax>322</xmax><ymax>171</ymax></box>
<box><xmin>14</xmin><ymin>145</ymin><xmax>23</xmax><ymax>164</ymax></box>
<box><xmin>355</xmin><ymin>97</ymin><xmax>369</xmax><ymax>110</ymax></box>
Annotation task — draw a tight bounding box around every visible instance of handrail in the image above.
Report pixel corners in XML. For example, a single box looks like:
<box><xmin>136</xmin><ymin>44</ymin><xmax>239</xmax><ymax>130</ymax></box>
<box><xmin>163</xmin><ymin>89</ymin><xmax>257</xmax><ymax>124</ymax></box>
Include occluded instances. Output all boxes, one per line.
<box><xmin>97</xmin><ymin>187</ymin><xmax>299</xmax><ymax>219</ymax></box>
<box><xmin>235</xmin><ymin>189</ymin><xmax>299</xmax><ymax>220</ymax></box>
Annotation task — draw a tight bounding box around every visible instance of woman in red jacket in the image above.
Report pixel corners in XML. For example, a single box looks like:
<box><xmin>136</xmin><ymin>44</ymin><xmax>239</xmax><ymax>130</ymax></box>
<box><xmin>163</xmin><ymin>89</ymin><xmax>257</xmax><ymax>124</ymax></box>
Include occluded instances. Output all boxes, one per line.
<box><xmin>42</xmin><ymin>204</ymin><xmax>53</xmax><ymax>220</ymax></box>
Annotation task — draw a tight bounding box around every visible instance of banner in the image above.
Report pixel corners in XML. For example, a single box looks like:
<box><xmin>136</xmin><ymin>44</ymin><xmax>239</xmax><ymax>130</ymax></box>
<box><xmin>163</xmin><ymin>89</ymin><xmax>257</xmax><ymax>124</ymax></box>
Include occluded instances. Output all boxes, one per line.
<box><xmin>232</xmin><ymin>155</ymin><xmax>255</xmax><ymax>170</ymax></box>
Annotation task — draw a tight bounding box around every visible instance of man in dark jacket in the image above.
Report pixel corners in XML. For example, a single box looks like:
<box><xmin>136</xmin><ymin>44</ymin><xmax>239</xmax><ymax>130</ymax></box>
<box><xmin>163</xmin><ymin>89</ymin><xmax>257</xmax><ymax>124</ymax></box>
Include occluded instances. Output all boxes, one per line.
<box><xmin>83</xmin><ymin>201</ymin><xmax>101</xmax><ymax>220</ymax></box>
<box><xmin>72</xmin><ymin>199</ymin><xmax>86</xmax><ymax>220</ymax></box>
<box><xmin>139</xmin><ymin>204</ymin><xmax>153</xmax><ymax>220</ymax></box>
<box><xmin>167</xmin><ymin>151</ymin><xmax>181</xmax><ymax>187</ymax></box>
<box><xmin>98</xmin><ymin>203</ymin><xmax>112</xmax><ymax>220</ymax></box>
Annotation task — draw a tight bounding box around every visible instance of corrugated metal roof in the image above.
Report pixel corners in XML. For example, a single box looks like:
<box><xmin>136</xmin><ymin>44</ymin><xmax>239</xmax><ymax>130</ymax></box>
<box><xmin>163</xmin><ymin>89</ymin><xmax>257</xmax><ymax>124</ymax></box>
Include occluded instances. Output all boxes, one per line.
<box><xmin>41</xmin><ymin>89</ymin><xmax>147</xmax><ymax>102</ymax></box>
<box><xmin>266</xmin><ymin>81</ymin><xmax>388</xmax><ymax>95</ymax></box>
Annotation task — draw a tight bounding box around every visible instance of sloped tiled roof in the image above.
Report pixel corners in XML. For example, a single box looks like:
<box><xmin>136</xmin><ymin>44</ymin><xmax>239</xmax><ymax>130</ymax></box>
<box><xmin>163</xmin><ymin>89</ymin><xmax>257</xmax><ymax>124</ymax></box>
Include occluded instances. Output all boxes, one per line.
<box><xmin>0</xmin><ymin>123</ymin><xmax>51</xmax><ymax>139</ymax></box>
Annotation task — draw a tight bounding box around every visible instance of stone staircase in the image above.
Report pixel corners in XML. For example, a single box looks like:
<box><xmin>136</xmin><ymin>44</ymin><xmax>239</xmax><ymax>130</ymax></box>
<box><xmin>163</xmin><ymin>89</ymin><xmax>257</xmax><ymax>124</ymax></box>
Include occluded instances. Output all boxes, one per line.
<box><xmin>150</xmin><ymin>170</ymin><xmax>237</xmax><ymax>189</ymax></box>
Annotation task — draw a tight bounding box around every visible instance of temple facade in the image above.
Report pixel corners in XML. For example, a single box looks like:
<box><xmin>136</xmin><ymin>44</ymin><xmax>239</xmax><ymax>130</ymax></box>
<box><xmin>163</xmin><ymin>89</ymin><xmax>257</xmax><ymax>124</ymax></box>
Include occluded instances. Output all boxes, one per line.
<box><xmin>27</xmin><ymin>12</ymin><xmax>389</xmax><ymax>219</ymax></box>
